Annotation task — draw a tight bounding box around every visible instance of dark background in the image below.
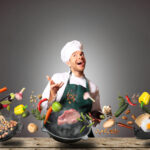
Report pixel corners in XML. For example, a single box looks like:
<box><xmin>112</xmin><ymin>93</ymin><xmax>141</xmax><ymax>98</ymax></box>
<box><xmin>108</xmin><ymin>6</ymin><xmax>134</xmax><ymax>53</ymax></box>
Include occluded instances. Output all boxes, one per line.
<box><xmin>0</xmin><ymin>0</ymin><xmax>150</xmax><ymax>137</ymax></box>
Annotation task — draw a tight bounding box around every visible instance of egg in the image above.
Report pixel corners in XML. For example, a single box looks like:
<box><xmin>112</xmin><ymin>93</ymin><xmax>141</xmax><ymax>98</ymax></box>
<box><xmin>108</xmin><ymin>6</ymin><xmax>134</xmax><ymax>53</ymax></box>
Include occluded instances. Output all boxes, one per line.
<box><xmin>141</xmin><ymin>118</ymin><xmax>150</xmax><ymax>132</ymax></box>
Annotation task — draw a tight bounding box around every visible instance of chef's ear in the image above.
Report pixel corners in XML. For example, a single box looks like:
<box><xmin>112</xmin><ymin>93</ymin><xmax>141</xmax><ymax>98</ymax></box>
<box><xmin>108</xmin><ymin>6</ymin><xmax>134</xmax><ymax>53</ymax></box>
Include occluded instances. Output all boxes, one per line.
<box><xmin>66</xmin><ymin>61</ymin><xmax>71</xmax><ymax>67</ymax></box>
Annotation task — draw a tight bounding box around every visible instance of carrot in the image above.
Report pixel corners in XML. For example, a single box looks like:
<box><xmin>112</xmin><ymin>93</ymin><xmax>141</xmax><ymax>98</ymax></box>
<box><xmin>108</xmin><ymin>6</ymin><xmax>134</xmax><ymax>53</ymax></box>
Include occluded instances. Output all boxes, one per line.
<box><xmin>0</xmin><ymin>87</ymin><xmax>7</xmax><ymax>93</ymax></box>
<box><xmin>44</xmin><ymin>106</ymin><xmax>52</xmax><ymax>124</ymax></box>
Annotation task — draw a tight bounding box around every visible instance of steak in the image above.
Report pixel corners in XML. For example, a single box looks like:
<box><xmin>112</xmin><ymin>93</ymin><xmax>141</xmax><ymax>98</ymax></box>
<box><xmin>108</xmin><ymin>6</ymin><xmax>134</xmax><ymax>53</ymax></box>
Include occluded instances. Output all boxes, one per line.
<box><xmin>57</xmin><ymin>109</ymin><xmax>80</xmax><ymax>125</ymax></box>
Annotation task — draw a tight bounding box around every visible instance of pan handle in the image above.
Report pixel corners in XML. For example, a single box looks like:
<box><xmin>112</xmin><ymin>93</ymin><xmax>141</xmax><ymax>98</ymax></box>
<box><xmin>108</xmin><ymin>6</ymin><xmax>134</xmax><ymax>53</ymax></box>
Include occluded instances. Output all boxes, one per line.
<box><xmin>17</xmin><ymin>122</ymin><xmax>23</xmax><ymax>133</ymax></box>
<box><xmin>41</xmin><ymin>127</ymin><xmax>47</xmax><ymax>133</ymax></box>
<box><xmin>81</xmin><ymin>135</ymin><xmax>88</xmax><ymax>140</ymax></box>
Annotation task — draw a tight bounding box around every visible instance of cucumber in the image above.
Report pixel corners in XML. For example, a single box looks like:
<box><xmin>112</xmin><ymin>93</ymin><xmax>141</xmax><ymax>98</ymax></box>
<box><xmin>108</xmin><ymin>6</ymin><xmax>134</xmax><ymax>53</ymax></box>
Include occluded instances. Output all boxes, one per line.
<box><xmin>114</xmin><ymin>103</ymin><xmax>129</xmax><ymax>117</ymax></box>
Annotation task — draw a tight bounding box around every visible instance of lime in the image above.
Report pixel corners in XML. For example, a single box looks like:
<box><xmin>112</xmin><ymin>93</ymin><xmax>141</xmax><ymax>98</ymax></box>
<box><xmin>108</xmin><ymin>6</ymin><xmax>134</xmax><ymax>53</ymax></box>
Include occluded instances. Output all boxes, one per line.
<box><xmin>52</xmin><ymin>102</ymin><xmax>62</xmax><ymax>112</ymax></box>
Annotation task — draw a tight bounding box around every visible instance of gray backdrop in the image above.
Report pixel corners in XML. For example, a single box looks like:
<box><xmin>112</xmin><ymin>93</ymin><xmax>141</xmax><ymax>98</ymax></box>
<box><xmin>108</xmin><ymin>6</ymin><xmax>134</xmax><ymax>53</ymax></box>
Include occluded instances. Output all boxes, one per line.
<box><xmin>0</xmin><ymin>0</ymin><xmax>150</xmax><ymax>137</ymax></box>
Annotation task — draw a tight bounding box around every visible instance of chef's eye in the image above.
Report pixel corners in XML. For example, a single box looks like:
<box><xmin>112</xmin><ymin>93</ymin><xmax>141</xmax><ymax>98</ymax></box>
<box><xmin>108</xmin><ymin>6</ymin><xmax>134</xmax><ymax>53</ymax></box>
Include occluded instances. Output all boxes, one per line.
<box><xmin>73</xmin><ymin>54</ymin><xmax>76</xmax><ymax>57</ymax></box>
<box><xmin>80</xmin><ymin>52</ymin><xmax>84</xmax><ymax>56</ymax></box>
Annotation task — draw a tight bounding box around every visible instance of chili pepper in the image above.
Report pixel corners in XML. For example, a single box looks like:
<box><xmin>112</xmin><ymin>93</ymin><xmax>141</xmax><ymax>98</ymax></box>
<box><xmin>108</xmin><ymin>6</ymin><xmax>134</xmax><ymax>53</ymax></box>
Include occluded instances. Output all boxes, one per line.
<box><xmin>37</xmin><ymin>98</ymin><xmax>48</xmax><ymax>113</ymax></box>
<box><xmin>139</xmin><ymin>92</ymin><xmax>150</xmax><ymax>108</ymax></box>
<box><xmin>125</xmin><ymin>95</ymin><xmax>136</xmax><ymax>106</ymax></box>
<box><xmin>0</xmin><ymin>87</ymin><xmax>7</xmax><ymax>93</ymax></box>
<box><xmin>14</xmin><ymin>104</ymin><xmax>28</xmax><ymax>115</ymax></box>
<box><xmin>117</xmin><ymin>122</ymin><xmax>133</xmax><ymax>129</ymax></box>
<box><xmin>44</xmin><ymin>106</ymin><xmax>52</xmax><ymax>124</ymax></box>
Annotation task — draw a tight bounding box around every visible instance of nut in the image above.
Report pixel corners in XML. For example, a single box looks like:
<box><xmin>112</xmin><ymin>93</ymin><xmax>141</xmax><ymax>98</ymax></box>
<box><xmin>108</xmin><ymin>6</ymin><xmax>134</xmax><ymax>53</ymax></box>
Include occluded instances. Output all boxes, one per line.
<box><xmin>127</xmin><ymin>121</ymin><xmax>133</xmax><ymax>125</ymax></box>
<box><xmin>131</xmin><ymin>114</ymin><xmax>136</xmax><ymax>120</ymax></box>
<box><xmin>125</xmin><ymin>109</ymin><xmax>130</xmax><ymax>115</ymax></box>
<box><xmin>122</xmin><ymin>116</ymin><xmax>128</xmax><ymax>120</ymax></box>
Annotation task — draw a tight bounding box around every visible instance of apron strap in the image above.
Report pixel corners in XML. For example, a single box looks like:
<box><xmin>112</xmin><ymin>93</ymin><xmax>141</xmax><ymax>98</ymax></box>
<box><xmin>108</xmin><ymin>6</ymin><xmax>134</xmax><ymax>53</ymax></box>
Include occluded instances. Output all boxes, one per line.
<box><xmin>68</xmin><ymin>71</ymin><xmax>90</xmax><ymax>92</ymax></box>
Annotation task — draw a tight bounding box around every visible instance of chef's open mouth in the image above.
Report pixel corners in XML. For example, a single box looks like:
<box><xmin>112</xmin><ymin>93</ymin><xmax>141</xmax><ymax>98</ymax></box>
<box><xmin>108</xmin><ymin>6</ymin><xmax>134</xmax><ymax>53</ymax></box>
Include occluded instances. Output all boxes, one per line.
<box><xmin>76</xmin><ymin>62</ymin><xmax>85</xmax><ymax>66</ymax></box>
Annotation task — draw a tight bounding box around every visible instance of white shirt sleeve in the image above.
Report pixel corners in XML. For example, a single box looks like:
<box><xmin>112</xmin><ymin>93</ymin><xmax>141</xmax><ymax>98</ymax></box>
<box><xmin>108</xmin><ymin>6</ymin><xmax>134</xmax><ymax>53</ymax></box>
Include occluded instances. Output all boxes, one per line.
<box><xmin>89</xmin><ymin>81</ymin><xmax>101</xmax><ymax>112</ymax></box>
<box><xmin>41</xmin><ymin>73</ymin><xmax>68</xmax><ymax>110</ymax></box>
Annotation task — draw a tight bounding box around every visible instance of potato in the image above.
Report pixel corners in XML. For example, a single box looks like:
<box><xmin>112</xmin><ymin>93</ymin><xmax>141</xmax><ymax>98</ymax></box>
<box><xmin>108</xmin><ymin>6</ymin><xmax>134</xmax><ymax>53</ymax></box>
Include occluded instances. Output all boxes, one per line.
<box><xmin>27</xmin><ymin>123</ymin><xmax>38</xmax><ymax>133</ymax></box>
<box><xmin>103</xmin><ymin>118</ymin><xmax>115</xmax><ymax>128</ymax></box>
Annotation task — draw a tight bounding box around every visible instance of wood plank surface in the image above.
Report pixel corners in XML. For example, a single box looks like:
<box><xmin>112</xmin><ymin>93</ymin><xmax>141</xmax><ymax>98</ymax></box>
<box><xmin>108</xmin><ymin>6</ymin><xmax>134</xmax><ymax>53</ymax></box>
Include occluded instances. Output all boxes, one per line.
<box><xmin>0</xmin><ymin>137</ymin><xmax>150</xmax><ymax>149</ymax></box>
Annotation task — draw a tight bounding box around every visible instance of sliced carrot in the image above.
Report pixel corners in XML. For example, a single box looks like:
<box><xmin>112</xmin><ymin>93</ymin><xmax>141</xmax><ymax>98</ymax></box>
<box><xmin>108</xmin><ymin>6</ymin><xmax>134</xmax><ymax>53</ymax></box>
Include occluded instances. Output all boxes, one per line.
<box><xmin>0</xmin><ymin>87</ymin><xmax>7</xmax><ymax>93</ymax></box>
<box><xmin>44</xmin><ymin>106</ymin><xmax>52</xmax><ymax>124</ymax></box>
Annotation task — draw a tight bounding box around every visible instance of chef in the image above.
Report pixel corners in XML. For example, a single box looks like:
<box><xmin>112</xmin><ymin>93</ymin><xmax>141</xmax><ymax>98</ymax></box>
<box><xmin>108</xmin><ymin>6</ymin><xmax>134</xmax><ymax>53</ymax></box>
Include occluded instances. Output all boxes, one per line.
<box><xmin>42</xmin><ymin>40</ymin><xmax>101</xmax><ymax>137</ymax></box>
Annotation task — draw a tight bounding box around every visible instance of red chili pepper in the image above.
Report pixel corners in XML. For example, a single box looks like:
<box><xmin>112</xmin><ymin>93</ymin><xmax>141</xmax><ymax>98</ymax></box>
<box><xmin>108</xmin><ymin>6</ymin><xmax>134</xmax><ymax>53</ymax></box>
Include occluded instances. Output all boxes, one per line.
<box><xmin>125</xmin><ymin>95</ymin><xmax>136</xmax><ymax>106</ymax></box>
<box><xmin>37</xmin><ymin>98</ymin><xmax>48</xmax><ymax>113</ymax></box>
<box><xmin>2</xmin><ymin>104</ymin><xmax>9</xmax><ymax>108</ymax></box>
<box><xmin>117</xmin><ymin>122</ymin><xmax>133</xmax><ymax>129</ymax></box>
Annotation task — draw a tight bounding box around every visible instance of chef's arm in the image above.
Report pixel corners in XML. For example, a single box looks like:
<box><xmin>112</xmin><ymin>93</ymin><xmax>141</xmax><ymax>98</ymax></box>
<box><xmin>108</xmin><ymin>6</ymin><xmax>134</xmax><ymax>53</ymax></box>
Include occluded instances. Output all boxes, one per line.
<box><xmin>91</xmin><ymin>87</ymin><xmax>102</xmax><ymax>112</ymax></box>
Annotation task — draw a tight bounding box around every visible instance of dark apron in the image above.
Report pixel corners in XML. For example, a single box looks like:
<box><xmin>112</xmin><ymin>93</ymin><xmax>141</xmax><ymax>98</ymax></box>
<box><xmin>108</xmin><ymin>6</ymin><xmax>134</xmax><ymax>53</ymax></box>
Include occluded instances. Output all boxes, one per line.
<box><xmin>59</xmin><ymin>72</ymin><xmax>94</xmax><ymax>137</ymax></box>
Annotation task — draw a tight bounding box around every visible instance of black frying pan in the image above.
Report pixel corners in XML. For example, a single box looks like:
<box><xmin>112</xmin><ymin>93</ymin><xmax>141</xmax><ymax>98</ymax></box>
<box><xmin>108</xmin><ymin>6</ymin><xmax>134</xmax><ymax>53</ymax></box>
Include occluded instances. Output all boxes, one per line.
<box><xmin>134</xmin><ymin>123</ymin><xmax>150</xmax><ymax>139</ymax></box>
<box><xmin>0</xmin><ymin>113</ymin><xmax>23</xmax><ymax>142</ymax></box>
<box><xmin>41</xmin><ymin>109</ymin><xmax>92</xmax><ymax>143</ymax></box>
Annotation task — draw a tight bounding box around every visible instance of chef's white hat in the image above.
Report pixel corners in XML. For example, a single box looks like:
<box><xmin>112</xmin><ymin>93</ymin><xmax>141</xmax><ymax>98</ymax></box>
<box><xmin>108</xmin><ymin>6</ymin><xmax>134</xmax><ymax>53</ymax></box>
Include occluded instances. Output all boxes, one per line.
<box><xmin>61</xmin><ymin>40</ymin><xmax>83</xmax><ymax>63</ymax></box>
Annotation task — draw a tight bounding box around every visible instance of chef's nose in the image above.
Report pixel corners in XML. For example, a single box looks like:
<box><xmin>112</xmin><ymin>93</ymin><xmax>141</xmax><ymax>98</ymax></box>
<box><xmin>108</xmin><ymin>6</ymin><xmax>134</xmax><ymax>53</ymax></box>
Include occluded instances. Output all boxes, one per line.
<box><xmin>78</xmin><ymin>53</ymin><xmax>83</xmax><ymax>59</ymax></box>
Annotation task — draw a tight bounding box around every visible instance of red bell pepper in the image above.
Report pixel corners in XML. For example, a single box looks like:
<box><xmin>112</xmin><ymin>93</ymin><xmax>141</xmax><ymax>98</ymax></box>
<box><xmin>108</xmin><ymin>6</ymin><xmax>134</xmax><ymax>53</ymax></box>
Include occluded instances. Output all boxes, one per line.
<box><xmin>125</xmin><ymin>95</ymin><xmax>136</xmax><ymax>106</ymax></box>
<box><xmin>37</xmin><ymin>98</ymin><xmax>48</xmax><ymax>113</ymax></box>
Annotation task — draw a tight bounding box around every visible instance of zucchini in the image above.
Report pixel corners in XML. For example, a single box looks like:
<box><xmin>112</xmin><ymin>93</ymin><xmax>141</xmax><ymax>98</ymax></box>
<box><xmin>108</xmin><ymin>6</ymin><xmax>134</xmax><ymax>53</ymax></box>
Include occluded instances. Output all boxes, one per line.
<box><xmin>114</xmin><ymin>103</ymin><xmax>129</xmax><ymax>117</ymax></box>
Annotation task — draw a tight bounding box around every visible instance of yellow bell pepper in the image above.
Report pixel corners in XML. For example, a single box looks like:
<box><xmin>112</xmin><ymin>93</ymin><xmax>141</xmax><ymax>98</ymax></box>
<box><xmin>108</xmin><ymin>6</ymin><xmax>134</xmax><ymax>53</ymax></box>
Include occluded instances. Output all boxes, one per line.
<box><xmin>14</xmin><ymin>104</ymin><xmax>28</xmax><ymax>115</ymax></box>
<box><xmin>139</xmin><ymin>92</ymin><xmax>150</xmax><ymax>107</ymax></box>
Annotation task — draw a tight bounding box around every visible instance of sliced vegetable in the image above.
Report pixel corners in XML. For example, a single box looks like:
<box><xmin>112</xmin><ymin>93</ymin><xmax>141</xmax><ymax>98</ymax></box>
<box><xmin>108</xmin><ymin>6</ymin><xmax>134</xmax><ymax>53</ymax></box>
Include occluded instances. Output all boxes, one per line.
<box><xmin>0</xmin><ymin>100</ymin><xmax>11</xmax><ymax>105</ymax></box>
<box><xmin>125</xmin><ymin>95</ymin><xmax>136</xmax><ymax>106</ymax></box>
<box><xmin>87</xmin><ymin>122</ymin><xmax>94</xmax><ymax>127</ymax></box>
<box><xmin>37</xmin><ymin>98</ymin><xmax>48</xmax><ymax>113</ymax></box>
<box><xmin>80</xmin><ymin>125</ymin><xmax>86</xmax><ymax>133</ymax></box>
<box><xmin>114</xmin><ymin>103</ymin><xmax>128</xmax><ymax>117</ymax></box>
<box><xmin>0</xmin><ymin>87</ymin><xmax>7</xmax><ymax>93</ymax></box>
<box><xmin>44</xmin><ymin>106</ymin><xmax>52</xmax><ymax>124</ymax></box>
<box><xmin>86</xmin><ymin>114</ymin><xmax>93</xmax><ymax>120</ymax></box>
<box><xmin>81</xmin><ymin>112</ymin><xmax>85</xmax><ymax>121</ymax></box>
<box><xmin>117</xmin><ymin>122</ymin><xmax>133</xmax><ymax>129</ymax></box>
<box><xmin>77</xmin><ymin>118</ymin><xmax>83</xmax><ymax>122</ymax></box>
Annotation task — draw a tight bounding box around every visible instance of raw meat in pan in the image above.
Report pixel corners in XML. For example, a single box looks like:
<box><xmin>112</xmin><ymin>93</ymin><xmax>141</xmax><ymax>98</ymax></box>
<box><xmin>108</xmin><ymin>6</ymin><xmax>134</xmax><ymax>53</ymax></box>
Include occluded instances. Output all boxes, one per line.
<box><xmin>57</xmin><ymin>109</ymin><xmax>80</xmax><ymax>125</ymax></box>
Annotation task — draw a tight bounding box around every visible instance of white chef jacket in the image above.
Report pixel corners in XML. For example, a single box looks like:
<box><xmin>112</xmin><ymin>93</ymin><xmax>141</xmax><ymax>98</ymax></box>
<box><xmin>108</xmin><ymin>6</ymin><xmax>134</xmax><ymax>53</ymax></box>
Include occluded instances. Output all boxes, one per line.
<box><xmin>42</xmin><ymin>72</ymin><xmax>101</xmax><ymax>112</ymax></box>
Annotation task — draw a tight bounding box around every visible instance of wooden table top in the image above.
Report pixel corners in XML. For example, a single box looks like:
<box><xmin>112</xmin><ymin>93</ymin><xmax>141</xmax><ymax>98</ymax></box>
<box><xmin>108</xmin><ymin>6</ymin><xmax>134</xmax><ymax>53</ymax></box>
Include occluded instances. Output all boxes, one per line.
<box><xmin>0</xmin><ymin>137</ymin><xmax>150</xmax><ymax>149</ymax></box>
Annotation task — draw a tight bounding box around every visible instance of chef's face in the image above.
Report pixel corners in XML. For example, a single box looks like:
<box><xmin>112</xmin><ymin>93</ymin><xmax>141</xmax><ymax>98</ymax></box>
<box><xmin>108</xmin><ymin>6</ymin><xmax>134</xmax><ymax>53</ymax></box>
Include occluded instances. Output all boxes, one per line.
<box><xmin>67</xmin><ymin>51</ymin><xmax>86</xmax><ymax>73</ymax></box>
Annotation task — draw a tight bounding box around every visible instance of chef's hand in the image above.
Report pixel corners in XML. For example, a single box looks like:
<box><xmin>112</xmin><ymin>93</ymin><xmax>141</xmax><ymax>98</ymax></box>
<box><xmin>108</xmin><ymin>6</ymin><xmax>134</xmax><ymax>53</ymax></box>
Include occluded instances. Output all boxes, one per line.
<box><xmin>46</xmin><ymin>75</ymin><xmax>64</xmax><ymax>102</ymax></box>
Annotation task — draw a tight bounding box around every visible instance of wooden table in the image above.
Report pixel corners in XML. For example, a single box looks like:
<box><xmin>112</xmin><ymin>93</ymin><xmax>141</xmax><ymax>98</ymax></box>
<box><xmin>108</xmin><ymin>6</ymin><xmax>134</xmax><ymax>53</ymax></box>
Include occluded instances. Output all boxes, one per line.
<box><xmin>0</xmin><ymin>137</ymin><xmax>150</xmax><ymax>150</ymax></box>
